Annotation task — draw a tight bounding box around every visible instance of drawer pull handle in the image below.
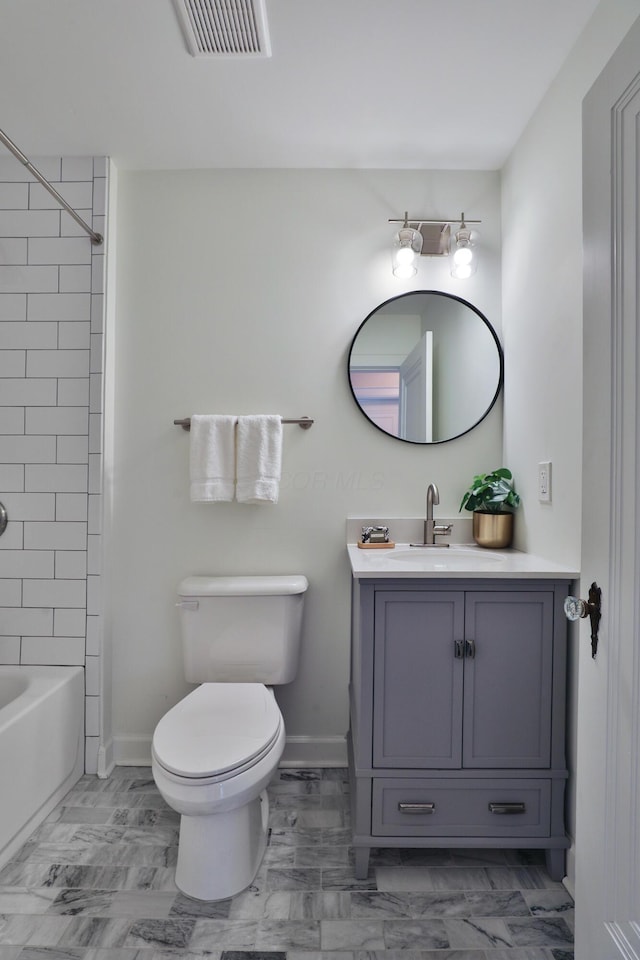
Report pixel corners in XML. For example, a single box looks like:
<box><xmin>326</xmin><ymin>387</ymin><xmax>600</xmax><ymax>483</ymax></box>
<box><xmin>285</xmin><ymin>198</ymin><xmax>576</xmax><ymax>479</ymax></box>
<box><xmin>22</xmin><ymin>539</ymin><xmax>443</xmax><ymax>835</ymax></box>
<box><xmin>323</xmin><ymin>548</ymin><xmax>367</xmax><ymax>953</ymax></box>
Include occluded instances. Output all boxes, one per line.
<box><xmin>398</xmin><ymin>802</ymin><xmax>435</xmax><ymax>814</ymax></box>
<box><xmin>488</xmin><ymin>802</ymin><xmax>526</xmax><ymax>815</ymax></box>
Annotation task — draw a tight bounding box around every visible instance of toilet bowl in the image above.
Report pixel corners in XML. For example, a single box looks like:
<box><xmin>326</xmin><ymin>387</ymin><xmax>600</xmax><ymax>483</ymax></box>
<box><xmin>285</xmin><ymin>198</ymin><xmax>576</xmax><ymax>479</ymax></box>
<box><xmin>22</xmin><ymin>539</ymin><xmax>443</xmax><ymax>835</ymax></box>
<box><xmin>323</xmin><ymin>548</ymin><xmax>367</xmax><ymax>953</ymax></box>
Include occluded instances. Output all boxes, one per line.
<box><xmin>152</xmin><ymin>682</ymin><xmax>285</xmax><ymax>900</ymax></box>
<box><xmin>151</xmin><ymin>574</ymin><xmax>307</xmax><ymax>901</ymax></box>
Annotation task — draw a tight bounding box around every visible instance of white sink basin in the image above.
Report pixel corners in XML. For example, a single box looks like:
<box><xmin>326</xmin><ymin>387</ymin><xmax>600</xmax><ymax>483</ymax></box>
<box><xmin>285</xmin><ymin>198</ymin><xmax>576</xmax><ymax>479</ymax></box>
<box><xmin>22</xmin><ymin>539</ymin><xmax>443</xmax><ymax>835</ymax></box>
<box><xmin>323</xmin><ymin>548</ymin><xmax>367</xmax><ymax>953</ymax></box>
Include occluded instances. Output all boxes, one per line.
<box><xmin>387</xmin><ymin>546</ymin><xmax>505</xmax><ymax>569</ymax></box>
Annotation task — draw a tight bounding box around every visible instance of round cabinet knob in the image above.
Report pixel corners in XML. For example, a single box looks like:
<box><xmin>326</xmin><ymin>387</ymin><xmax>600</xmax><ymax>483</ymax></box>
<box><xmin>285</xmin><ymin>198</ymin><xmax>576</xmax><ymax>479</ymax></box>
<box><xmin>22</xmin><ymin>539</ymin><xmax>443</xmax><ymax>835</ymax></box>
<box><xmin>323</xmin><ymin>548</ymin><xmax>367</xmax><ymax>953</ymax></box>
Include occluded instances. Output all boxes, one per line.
<box><xmin>564</xmin><ymin>595</ymin><xmax>588</xmax><ymax>621</ymax></box>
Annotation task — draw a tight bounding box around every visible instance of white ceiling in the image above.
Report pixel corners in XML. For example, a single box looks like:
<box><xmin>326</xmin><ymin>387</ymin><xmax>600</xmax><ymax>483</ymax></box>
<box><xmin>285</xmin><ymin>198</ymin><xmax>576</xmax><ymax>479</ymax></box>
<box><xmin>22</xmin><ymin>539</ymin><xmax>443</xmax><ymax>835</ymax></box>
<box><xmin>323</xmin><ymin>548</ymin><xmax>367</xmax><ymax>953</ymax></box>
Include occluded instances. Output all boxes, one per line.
<box><xmin>0</xmin><ymin>0</ymin><xmax>600</xmax><ymax>171</ymax></box>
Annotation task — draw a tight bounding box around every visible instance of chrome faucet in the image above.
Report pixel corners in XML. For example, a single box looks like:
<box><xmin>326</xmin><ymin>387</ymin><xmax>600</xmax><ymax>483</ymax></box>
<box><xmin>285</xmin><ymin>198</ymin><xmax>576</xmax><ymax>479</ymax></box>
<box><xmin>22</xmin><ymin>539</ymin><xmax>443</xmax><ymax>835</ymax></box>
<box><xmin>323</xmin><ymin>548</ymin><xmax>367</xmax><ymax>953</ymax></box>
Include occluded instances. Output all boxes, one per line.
<box><xmin>412</xmin><ymin>482</ymin><xmax>452</xmax><ymax>547</ymax></box>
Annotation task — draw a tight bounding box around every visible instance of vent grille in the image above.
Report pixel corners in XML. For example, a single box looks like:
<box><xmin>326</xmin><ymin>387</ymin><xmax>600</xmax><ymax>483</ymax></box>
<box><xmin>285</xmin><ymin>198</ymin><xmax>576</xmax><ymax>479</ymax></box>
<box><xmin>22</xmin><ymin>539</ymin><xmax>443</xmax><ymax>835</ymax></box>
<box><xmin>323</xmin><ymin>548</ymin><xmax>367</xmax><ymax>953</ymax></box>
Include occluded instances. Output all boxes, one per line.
<box><xmin>173</xmin><ymin>0</ymin><xmax>271</xmax><ymax>57</ymax></box>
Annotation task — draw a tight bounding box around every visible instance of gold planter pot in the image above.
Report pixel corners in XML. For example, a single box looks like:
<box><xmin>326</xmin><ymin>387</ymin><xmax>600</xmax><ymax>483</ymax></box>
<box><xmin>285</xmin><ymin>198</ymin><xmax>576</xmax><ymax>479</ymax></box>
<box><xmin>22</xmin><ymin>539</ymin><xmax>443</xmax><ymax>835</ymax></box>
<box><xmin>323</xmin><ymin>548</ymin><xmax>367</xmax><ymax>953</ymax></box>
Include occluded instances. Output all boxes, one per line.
<box><xmin>473</xmin><ymin>511</ymin><xmax>514</xmax><ymax>549</ymax></box>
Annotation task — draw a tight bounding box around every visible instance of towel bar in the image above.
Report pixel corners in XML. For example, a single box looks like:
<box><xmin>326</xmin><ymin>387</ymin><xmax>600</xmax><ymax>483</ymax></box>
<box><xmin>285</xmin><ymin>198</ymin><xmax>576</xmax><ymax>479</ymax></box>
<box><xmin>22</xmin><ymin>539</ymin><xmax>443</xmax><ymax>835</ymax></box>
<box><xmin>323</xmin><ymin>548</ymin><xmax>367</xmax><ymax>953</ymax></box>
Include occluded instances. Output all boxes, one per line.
<box><xmin>174</xmin><ymin>416</ymin><xmax>313</xmax><ymax>431</ymax></box>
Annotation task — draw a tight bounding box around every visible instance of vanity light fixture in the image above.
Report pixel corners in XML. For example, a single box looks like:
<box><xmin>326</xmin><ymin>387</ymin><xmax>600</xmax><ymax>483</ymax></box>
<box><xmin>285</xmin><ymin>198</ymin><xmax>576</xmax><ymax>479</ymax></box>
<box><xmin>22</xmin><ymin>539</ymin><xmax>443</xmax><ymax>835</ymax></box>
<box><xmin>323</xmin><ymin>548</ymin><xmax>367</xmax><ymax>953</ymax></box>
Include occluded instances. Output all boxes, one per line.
<box><xmin>391</xmin><ymin>213</ymin><xmax>423</xmax><ymax>279</ymax></box>
<box><xmin>389</xmin><ymin>212</ymin><xmax>480</xmax><ymax>280</ymax></box>
<box><xmin>451</xmin><ymin>214</ymin><xmax>478</xmax><ymax>279</ymax></box>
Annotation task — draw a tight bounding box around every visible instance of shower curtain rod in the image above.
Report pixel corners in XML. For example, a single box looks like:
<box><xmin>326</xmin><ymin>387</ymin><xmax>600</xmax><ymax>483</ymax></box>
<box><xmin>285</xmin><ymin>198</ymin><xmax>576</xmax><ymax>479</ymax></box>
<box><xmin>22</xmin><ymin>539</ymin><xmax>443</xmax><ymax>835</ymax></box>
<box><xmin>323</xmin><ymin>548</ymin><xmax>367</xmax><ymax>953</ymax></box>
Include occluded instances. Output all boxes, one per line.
<box><xmin>0</xmin><ymin>128</ymin><xmax>103</xmax><ymax>245</ymax></box>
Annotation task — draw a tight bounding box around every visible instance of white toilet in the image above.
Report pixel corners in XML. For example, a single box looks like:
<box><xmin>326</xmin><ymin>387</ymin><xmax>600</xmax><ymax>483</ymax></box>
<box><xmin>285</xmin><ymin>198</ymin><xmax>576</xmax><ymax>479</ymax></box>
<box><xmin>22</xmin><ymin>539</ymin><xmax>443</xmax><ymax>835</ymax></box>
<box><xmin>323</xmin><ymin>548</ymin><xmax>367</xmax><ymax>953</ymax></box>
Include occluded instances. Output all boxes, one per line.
<box><xmin>151</xmin><ymin>574</ymin><xmax>308</xmax><ymax>901</ymax></box>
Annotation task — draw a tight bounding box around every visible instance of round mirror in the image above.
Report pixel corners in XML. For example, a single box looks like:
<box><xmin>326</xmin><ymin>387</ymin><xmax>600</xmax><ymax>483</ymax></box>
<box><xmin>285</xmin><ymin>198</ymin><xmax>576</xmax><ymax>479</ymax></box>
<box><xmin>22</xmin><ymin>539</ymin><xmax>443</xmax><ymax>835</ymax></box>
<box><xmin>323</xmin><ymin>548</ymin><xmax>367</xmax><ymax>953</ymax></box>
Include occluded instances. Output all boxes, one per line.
<box><xmin>347</xmin><ymin>290</ymin><xmax>503</xmax><ymax>444</ymax></box>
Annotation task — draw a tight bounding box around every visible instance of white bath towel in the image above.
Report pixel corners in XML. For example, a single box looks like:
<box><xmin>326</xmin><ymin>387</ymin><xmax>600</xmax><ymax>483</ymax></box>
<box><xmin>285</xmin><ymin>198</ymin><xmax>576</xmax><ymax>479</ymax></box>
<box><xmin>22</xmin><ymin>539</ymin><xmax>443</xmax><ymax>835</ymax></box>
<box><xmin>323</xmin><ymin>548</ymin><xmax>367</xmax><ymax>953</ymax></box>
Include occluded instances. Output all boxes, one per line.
<box><xmin>189</xmin><ymin>414</ymin><xmax>237</xmax><ymax>502</ymax></box>
<box><xmin>236</xmin><ymin>415</ymin><xmax>283</xmax><ymax>504</ymax></box>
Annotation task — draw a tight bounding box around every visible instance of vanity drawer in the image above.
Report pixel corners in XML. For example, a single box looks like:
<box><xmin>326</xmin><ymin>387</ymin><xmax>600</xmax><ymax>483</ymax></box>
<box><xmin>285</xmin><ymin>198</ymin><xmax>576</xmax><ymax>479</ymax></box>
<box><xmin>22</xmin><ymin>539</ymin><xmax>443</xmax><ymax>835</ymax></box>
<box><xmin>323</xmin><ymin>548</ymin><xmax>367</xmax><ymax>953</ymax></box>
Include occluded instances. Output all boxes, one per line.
<box><xmin>371</xmin><ymin>778</ymin><xmax>551</xmax><ymax>838</ymax></box>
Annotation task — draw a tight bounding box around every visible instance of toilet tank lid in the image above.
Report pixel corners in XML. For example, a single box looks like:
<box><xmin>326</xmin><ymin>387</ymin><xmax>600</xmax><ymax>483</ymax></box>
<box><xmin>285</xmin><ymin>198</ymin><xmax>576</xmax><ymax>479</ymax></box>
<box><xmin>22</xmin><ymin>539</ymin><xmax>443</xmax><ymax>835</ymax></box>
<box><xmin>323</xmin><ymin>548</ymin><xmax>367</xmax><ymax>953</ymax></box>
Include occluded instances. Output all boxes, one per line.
<box><xmin>178</xmin><ymin>575</ymin><xmax>308</xmax><ymax>597</ymax></box>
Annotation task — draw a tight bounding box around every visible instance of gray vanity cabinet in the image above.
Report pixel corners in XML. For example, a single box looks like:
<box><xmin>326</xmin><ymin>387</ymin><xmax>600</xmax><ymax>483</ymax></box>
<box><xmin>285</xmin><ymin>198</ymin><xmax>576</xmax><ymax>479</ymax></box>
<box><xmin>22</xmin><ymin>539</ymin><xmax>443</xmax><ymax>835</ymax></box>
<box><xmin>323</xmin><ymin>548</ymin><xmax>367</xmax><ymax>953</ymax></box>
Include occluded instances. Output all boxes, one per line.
<box><xmin>348</xmin><ymin>578</ymin><xmax>570</xmax><ymax>881</ymax></box>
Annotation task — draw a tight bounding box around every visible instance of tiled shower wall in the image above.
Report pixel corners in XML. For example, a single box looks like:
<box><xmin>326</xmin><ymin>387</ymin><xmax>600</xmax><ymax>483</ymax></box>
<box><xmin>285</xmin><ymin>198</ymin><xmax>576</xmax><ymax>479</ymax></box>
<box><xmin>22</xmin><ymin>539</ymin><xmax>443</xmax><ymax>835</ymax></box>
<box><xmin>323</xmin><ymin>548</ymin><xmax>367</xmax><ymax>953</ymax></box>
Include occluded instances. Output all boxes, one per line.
<box><xmin>0</xmin><ymin>155</ymin><xmax>108</xmax><ymax>774</ymax></box>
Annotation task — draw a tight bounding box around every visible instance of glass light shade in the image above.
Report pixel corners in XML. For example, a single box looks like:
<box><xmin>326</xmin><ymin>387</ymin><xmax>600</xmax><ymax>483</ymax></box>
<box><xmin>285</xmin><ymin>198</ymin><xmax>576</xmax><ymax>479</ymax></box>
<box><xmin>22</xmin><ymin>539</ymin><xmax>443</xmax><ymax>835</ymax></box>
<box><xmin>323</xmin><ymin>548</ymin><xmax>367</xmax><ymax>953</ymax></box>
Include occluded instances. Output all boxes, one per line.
<box><xmin>451</xmin><ymin>227</ymin><xmax>477</xmax><ymax>279</ymax></box>
<box><xmin>392</xmin><ymin>224</ymin><xmax>423</xmax><ymax>278</ymax></box>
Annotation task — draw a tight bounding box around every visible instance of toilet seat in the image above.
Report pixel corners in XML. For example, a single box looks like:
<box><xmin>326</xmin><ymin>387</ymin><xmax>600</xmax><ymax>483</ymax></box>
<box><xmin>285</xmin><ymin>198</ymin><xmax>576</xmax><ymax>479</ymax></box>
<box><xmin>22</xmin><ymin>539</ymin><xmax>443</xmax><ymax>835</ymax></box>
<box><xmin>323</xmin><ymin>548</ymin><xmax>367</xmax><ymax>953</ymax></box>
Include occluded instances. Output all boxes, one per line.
<box><xmin>151</xmin><ymin>682</ymin><xmax>282</xmax><ymax>781</ymax></box>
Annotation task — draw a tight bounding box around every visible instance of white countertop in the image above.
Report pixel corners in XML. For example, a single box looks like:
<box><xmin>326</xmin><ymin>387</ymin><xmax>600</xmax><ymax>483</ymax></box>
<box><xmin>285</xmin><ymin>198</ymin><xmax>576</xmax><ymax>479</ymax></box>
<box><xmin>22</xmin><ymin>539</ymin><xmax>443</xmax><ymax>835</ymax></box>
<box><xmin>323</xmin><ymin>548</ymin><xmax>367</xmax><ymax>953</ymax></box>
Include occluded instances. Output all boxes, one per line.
<box><xmin>347</xmin><ymin>543</ymin><xmax>579</xmax><ymax>580</ymax></box>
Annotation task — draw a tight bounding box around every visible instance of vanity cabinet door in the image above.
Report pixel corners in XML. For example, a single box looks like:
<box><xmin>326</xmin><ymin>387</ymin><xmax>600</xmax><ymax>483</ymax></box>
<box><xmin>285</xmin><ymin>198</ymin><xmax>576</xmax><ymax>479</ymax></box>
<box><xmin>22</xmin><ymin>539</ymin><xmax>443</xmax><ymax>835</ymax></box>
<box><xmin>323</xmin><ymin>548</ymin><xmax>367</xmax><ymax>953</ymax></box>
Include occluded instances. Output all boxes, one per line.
<box><xmin>373</xmin><ymin>590</ymin><xmax>465</xmax><ymax>768</ymax></box>
<box><xmin>462</xmin><ymin>591</ymin><xmax>554</xmax><ymax>768</ymax></box>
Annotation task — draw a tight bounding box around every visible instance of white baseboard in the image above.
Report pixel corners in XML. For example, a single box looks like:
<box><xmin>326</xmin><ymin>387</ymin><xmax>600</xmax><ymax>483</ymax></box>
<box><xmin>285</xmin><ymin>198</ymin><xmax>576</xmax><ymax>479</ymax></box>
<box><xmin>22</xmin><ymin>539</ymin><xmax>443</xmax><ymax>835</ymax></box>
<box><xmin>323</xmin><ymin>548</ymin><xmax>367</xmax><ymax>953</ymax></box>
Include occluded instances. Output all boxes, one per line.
<box><xmin>97</xmin><ymin>738</ymin><xmax>115</xmax><ymax>779</ymax></box>
<box><xmin>563</xmin><ymin>841</ymin><xmax>576</xmax><ymax>900</ymax></box>
<box><xmin>280</xmin><ymin>735</ymin><xmax>347</xmax><ymax>767</ymax></box>
<box><xmin>111</xmin><ymin>734</ymin><xmax>348</xmax><ymax>770</ymax></box>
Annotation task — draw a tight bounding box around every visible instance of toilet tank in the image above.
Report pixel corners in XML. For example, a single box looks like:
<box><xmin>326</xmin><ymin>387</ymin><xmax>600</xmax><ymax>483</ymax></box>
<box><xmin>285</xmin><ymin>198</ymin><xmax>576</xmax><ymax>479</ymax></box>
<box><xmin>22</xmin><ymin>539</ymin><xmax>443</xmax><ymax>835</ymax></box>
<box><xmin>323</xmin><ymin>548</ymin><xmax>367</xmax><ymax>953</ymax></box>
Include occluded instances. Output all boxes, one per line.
<box><xmin>177</xmin><ymin>575</ymin><xmax>308</xmax><ymax>684</ymax></box>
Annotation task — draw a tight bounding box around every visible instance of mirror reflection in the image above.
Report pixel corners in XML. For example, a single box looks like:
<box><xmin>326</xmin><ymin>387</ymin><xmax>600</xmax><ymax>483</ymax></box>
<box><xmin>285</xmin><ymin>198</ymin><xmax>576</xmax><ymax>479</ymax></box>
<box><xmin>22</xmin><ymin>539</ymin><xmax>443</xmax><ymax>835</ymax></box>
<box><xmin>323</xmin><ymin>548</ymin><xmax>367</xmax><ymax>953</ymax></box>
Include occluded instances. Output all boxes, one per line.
<box><xmin>348</xmin><ymin>291</ymin><xmax>503</xmax><ymax>444</ymax></box>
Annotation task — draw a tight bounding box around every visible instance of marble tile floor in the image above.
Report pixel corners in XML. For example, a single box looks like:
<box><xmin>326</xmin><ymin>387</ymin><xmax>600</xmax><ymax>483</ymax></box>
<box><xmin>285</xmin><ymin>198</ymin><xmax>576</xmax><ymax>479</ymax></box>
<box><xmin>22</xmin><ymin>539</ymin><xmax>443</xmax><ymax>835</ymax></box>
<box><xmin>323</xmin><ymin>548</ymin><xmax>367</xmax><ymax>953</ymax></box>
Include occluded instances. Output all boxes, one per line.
<box><xmin>0</xmin><ymin>767</ymin><xmax>574</xmax><ymax>960</ymax></box>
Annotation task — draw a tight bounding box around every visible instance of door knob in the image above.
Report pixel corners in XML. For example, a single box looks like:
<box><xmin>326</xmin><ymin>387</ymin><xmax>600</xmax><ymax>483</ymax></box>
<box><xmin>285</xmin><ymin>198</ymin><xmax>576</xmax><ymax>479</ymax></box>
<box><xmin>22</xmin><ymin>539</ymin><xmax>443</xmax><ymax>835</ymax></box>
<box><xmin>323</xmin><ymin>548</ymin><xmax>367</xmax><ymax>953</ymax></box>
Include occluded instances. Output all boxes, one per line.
<box><xmin>564</xmin><ymin>582</ymin><xmax>602</xmax><ymax>658</ymax></box>
<box><xmin>0</xmin><ymin>502</ymin><xmax>7</xmax><ymax>537</ymax></box>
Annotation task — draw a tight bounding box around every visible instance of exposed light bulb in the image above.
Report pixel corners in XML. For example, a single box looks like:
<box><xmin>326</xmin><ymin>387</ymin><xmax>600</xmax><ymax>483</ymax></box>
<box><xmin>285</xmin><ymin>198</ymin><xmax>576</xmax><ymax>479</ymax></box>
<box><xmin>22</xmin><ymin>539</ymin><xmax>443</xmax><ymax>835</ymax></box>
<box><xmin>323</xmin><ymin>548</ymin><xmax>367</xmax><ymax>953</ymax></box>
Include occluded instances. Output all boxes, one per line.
<box><xmin>451</xmin><ymin>220</ymin><xmax>477</xmax><ymax>279</ymax></box>
<box><xmin>392</xmin><ymin>219</ymin><xmax>422</xmax><ymax>279</ymax></box>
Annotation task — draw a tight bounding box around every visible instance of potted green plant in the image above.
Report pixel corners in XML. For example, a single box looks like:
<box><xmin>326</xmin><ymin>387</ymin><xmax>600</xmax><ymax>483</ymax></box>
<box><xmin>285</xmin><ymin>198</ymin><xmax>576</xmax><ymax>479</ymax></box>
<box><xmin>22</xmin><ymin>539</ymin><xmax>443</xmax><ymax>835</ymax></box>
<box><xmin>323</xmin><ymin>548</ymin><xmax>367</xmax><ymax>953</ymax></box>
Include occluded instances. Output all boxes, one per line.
<box><xmin>459</xmin><ymin>467</ymin><xmax>521</xmax><ymax>548</ymax></box>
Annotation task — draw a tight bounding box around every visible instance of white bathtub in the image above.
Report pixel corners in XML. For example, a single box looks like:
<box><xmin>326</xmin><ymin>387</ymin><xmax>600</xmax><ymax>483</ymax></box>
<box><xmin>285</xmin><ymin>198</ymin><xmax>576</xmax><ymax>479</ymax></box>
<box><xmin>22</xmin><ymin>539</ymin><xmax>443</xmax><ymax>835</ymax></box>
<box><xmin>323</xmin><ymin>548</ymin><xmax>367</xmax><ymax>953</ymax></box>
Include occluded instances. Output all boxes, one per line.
<box><xmin>0</xmin><ymin>665</ymin><xmax>85</xmax><ymax>867</ymax></box>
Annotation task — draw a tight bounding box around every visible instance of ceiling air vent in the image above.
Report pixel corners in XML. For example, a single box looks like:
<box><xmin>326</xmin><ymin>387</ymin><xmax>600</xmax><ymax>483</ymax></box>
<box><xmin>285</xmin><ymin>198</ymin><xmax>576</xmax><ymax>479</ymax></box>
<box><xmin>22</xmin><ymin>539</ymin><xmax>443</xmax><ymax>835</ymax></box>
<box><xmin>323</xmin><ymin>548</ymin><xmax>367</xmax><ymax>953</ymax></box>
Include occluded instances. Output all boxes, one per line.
<box><xmin>173</xmin><ymin>0</ymin><xmax>271</xmax><ymax>58</ymax></box>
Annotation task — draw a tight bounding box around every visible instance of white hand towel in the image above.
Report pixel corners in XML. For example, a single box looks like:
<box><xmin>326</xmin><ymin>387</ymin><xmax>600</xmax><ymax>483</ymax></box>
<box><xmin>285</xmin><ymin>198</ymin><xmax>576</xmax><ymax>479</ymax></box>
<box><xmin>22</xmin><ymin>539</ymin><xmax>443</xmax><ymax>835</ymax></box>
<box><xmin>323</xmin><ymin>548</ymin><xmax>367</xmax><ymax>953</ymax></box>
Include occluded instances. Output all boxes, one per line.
<box><xmin>236</xmin><ymin>415</ymin><xmax>283</xmax><ymax>504</ymax></box>
<box><xmin>189</xmin><ymin>414</ymin><xmax>237</xmax><ymax>502</ymax></box>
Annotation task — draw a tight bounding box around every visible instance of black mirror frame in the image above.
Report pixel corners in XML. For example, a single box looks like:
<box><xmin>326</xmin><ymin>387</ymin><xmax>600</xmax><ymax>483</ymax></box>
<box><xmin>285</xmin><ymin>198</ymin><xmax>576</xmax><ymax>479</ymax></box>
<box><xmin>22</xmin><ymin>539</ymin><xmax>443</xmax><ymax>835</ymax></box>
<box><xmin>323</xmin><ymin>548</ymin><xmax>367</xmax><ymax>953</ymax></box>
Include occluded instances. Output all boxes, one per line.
<box><xmin>347</xmin><ymin>289</ymin><xmax>504</xmax><ymax>445</ymax></box>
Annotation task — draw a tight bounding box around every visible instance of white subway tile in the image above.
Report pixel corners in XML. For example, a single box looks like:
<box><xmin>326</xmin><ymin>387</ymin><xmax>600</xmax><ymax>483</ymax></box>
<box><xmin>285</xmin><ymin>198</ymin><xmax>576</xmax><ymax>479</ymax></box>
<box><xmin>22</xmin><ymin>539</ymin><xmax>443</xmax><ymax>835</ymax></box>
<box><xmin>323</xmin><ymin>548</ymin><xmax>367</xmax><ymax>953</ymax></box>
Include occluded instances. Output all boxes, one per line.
<box><xmin>92</xmin><ymin>216</ymin><xmax>106</xmax><ymax>244</ymax></box>
<box><xmin>0</xmin><ymin>636</ymin><xmax>20</xmax><ymax>664</ymax></box>
<box><xmin>90</xmin><ymin>293</ymin><xmax>104</xmax><ymax>334</ymax></box>
<box><xmin>0</xmin><ymin>350</ymin><xmax>25</xmax><ymax>376</ymax></box>
<box><xmin>27</xmin><ymin>293</ymin><xmax>90</xmax><ymax>322</ymax></box>
<box><xmin>30</xmin><ymin>181</ymin><xmax>93</xmax><ymax>210</ymax></box>
<box><xmin>87</xmin><ymin>494</ymin><xmax>102</xmax><ymax>534</ymax></box>
<box><xmin>85</xmin><ymin>737</ymin><xmax>99</xmax><ymax>775</ymax></box>
<box><xmin>85</xmin><ymin>694</ymin><xmax>100</xmax><ymax>736</ymax></box>
<box><xmin>0</xmin><ymin>378</ymin><xmax>57</xmax><ymax>406</ymax></box>
<box><xmin>26</xmin><ymin>406</ymin><xmax>88</xmax><ymax>435</ymax></box>
<box><xmin>21</xmin><ymin>636</ymin><xmax>85</xmax><ymax>666</ymax></box>
<box><xmin>85</xmin><ymin>614</ymin><xmax>101</xmax><ymax>655</ymax></box>
<box><xmin>28</xmin><ymin>238</ymin><xmax>92</xmax><ymax>266</ymax></box>
<box><xmin>25</xmin><ymin>463</ymin><xmax>88</xmax><ymax>492</ymax></box>
<box><xmin>0</xmin><ymin>522</ymin><xmax>24</xmax><ymax>549</ymax></box>
<box><xmin>57</xmin><ymin>436</ymin><xmax>89</xmax><ymax>464</ymax></box>
<box><xmin>0</xmin><ymin>435</ymin><xmax>56</xmax><ymax>463</ymax></box>
<box><xmin>89</xmin><ymin>373</ymin><xmax>102</xmax><ymax>413</ymax></box>
<box><xmin>91</xmin><ymin>255</ymin><xmax>105</xmax><ymax>294</ymax></box>
<box><xmin>93</xmin><ymin>158</ymin><xmax>108</xmax><ymax>178</ymax></box>
<box><xmin>0</xmin><ymin>210</ymin><xmax>59</xmax><ymax>237</ymax></box>
<box><xmin>0</xmin><ymin>321</ymin><xmax>57</xmax><ymax>349</ymax></box>
<box><xmin>24</xmin><ymin>521</ymin><xmax>86</xmax><ymax>550</ymax></box>
<box><xmin>0</xmin><ymin>580</ymin><xmax>21</xmax><ymax>606</ymax></box>
<box><xmin>85</xmin><ymin>654</ymin><xmax>100</xmax><ymax>695</ymax></box>
<box><xmin>87</xmin><ymin>534</ymin><xmax>101</xmax><ymax>575</ymax></box>
<box><xmin>0</xmin><ymin>239</ymin><xmax>27</xmax><ymax>265</ymax></box>
<box><xmin>92</xmin><ymin>177</ymin><xmax>107</xmax><ymax>217</ymax></box>
<box><xmin>23</xmin><ymin>578</ymin><xmax>86</xmax><ymax>608</ymax></box>
<box><xmin>62</xmin><ymin>157</ymin><xmax>94</xmax><ymax>181</ymax></box>
<box><xmin>0</xmin><ymin>407</ymin><xmax>24</xmax><ymax>433</ymax></box>
<box><xmin>0</xmin><ymin>156</ymin><xmax>60</xmax><ymax>181</ymax></box>
<box><xmin>90</xmin><ymin>333</ymin><xmax>103</xmax><ymax>373</ymax></box>
<box><xmin>61</xmin><ymin>211</ymin><xmax>93</xmax><ymax>239</ymax></box>
<box><xmin>0</xmin><ymin>182</ymin><xmax>28</xmax><ymax>208</ymax></box>
<box><xmin>87</xmin><ymin>574</ymin><xmax>101</xmax><ymax>615</ymax></box>
<box><xmin>60</xmin><ymin>265</ymin><xmax>91</xmax><ymax>293</ymax></box>
<box><xmin>0</xmin><ymin>265</ymin><xmax>58</xmax><ymax>293</ymax></box>
<box><xmin>27</xmin><ymin>349</ymin><xmax>90</xmax><ymax>378</ymax></box>
<box><xmin>1</xmin><ymin>492</ymin><xmax>55</xmax><ymax>520</ymax></box>
<box><xmin>0</xmin><ymin>550</ymin><xmax>54</xmax><ymax>579</ymax></box>
<box><xmin>59</xmin><ymin>321</ymin><xmax>90</xmax><ymax>349</ymax></box>
<box><xmin>88</xmin><ymin>454</ymin><xmax>102</xmax><ymax>494</ymax></box>
<box><xmin>54</xmin><ymin>607</ymin><xmax>86</xmax><ymax>637</ymax></box>
<box><xmin>0</xmin><ymin>607</ymin><xmax>52</xmax><ymax>636</ymax></box>
<box><xmin>0</xmin><ymin>294</ymin><xmax>27</xmax><ymax>320</ymax></box>
<box><xmin>58</xmin><ymin>378</ymin><xmax>90</xmax><ymax>406</ymax></box>
<box><xmin>55</xmin><ymin>551</ymin><xmax>87</xmax><ymax>579</ymax></box>
<box><xmin>55</xmin><ymin>493</ymin><xmax>88</xmax><ymax>522</ymax></box>
<box><xmin>88</xmin><ymin>414</ymin><xmax>102</xmax><ymax>454</ymax></box>
<box><xmin>0</xmin><ymin>465</ymin><xmax>24</xmax><ymax>491</ymax></box>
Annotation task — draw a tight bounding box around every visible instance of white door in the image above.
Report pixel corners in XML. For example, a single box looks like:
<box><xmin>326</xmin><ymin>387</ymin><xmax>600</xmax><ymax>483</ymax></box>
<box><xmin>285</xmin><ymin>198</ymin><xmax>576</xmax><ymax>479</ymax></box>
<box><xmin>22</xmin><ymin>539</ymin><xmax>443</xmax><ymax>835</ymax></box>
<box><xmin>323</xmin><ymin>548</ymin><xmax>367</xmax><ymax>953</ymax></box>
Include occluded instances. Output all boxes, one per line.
<box><xmin>399</xmin><ymin>331</ymin><xmax>433</xmax><ymax>442</ymax></box>
<box><xmin>576</xmin><ymin>14</ymin><xmax>640</xmax><ymax>958</ymax></box>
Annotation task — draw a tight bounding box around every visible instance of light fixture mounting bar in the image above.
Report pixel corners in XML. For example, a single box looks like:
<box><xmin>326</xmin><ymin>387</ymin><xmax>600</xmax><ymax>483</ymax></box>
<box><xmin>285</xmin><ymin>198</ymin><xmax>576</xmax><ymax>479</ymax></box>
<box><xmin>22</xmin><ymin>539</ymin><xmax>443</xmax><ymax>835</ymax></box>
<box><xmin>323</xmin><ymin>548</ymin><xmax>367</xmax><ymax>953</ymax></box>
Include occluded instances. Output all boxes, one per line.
<box><xmin>388</xmin><ymin>217</ymin><xmax>481</xmax><ymax>225</ymax></box>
